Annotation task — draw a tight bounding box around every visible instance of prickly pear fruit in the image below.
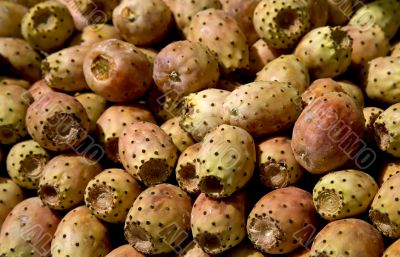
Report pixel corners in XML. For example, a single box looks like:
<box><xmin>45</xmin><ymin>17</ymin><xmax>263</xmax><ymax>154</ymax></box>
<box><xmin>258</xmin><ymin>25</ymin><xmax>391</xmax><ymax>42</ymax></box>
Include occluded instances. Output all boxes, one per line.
<box><xmin>248</xmin><ymin>39</ymin><xmax>284</xmax><ymax>74</ymax></box>
<box><xmin>28</xmin><ymin>80</ymin><xmax>53</xmax><ymax>101</ymax></box>
<box><xmin>326</xmin><ymin>0</ymin><xmax>352</xmax><ymax>26</ymax></box>
<box><xmin>153</xmin><ymin>40</ymin><xmax>219</xmax><ymax>100</ymax></box>
<box><xmin>85</xmin><ymin>168</ymin><xmax>142</xmax><ymax>223</ymax></box>
<box><xmin>75</xmin><ymin>92</ymin><xmax>107</xmax><ymax>132</ymax></box>
<box><xmin>301</xmin><ymin>78</ymin><xmax>345</xmax><ymax>106</ymax></box>
<box><xmin>196</xmin><ymin>124</ymin><xmax>256</xmax><ymax>198</ymax></box>
<box><xmin>83</xmin><ymin>39</ymin><xmax>153</xmax><ymax>102</ymax></box>
<box><xmin>384</xmin><ymin>238</ymin><xmax>400</xmax><ymax>257</ymax></box>
<box><xmin>105</xmin><ymin>244</ymin><xmax>146</xmax><ymax>257</ymax></box>
<box><xmin>51</xmin><ymin>206</ymin><xmax>111</xmax><ymax>257</ymax></box>
<box><xmin>295</xmin><ymin>26</ymin><xmax>352</xmax><ymax>79</ymax></box>
<box><xmin>6</xmin><ymin>139</ymin><xmax>50</xmax><ymax>189</ymax></box>
<box><xmin>247</xmin><ymin>187</ymin><xmax>318</xmax><ymax>254</ymax></box>
<box><xmin>258</xmin><ymin>136</ymin><xmax>304</xmax><ymax>189</ymax></box>
<box><xmin>223</xmin><ymin>81</ymin><xmax>302</xmax><ymax>138</ymax></box>
<box><xmin>378</xmin><ymin>160</ymin><xmax>400</xmax><ymax>186</ymax></box>
<box><xmin>337</xmin><ymin>80</ymin><xmax>364</xmax><ymax>108</ymax></box>
<box><xmin>0</xmin><ymin>197</ymin><xmax>61</xmax><ymax>257</ymax></box>
<box><xmin>0</xmin><ymin>178</ymin><xmax>24</xmax><ymax>228</ymax></box>
<box><xmin>292</xmin><ymin>92</ymin><xmax>365</xmax><ymax>174</ymax></box>
<box><xmin>119</xmin><ymin>122</ymin><xmax>178</xmax><ymax>186</ymax></box>
<box><xmin>124</xmin><ymin>184</ymin><xmax>192</xmax><ymax>255</ymax></box>
<box><xmin>0</xmin><ymin>38</ymin><xmax>41</xmax><ymax>82</ymax></box>
<box><xmin>310</xmin><ymin>219</ymin><xmax>384</xmax><ymax>257</ymax></box>
<box><xmin>161</xmin><ymin>117</ymin><xmax>195</xmax><ymax>153</ymax></box>
<box><xmin>255</xmin><ymin>54</ymin><xmax>310</xmax><ymax>93</ymax></box>
<box><xmin>0</xmin><ymin>77</ymin><xmax>30</xmax><ymax>89</ymax></box>
<box><xmin>192</xmin><ymin>192</ymin><xmax>246</xmax><ymax>254</ymax></box>
<box><xmin>0</xmin><ymin>85</ymin><xmax>31</xmax><ymax>145</ymax></box>
<box><xmin>38</xmin><ymin>154</ymin><xmax>102</xmax><ymax>210</ymax></box>
<box><xmin>363</xmin><ymin>107</ymin><xmax>383</xmax><ymax>144</ymax></box>
<box><xmin>181</xmin><ymin>88</ymin><xmax>230</xmax><ymax>141</ymax></box>
<box><xmin>177</xmin><ymin>241</ymin><xmax>214</xmax><ymax>257</ymax></box>
<box><xmin>225</xmin><ymin>242</ymin><xmax>265</xmax><ymax>257</ymax></box>
<box><xmin>21</xmin><ymin>0</ymin><xmax>74</xmax><ymax>52</ymax></box>
<box><xmin>187</xmin><ymin>9</ymin><xmax>249</xmax><ymax>73</ymax></box>
<box><xmin>137</xmin><ymin>47</ymin><xmax>158</xmax><ymax>64</ymax></box>
<box><xmin>26</xmin><ymin>91</ymin><xmax>90</xmax><ymax>151</ymax></box>
<box><xmin>304</xmin><ymin>0</ymin><xmax>328</xmax><ymax>28</ymax></box>
<box><xmin>253</xmin><ymin>0</ymin><xmax>310</xmax><ymax>49</ymax></box>
<box><xmin>0</xmin><ymin>2</ymin><xmax>27</xmax><ymax>38</ymax></box>
<box><xmin>112</xmin><ymin>0</ymin><xmax>172</xmax><ymax>45</ymax></box>
<box><xmin>147</xmin><ymin>86</ymin><xmax>184</xmax><ymax>121</ymax></box>
<box><xmin>70</xmin><ymin>24</ymin><xmax>121</xmax><ymax>46</ymax></box>
<box><xmin>392</xmin><ymin>42</ymin><xmax>400</xmax><ymax>57</ymax></box>
<box><xmin>374</xmin><ymin>103</ymin><xmax>400</xmax><ymax>157</ymax></box>
<box><xmin>176</xmin><ymin>143</ymin><xmax>201</xmax><ymax>195</ymax></box>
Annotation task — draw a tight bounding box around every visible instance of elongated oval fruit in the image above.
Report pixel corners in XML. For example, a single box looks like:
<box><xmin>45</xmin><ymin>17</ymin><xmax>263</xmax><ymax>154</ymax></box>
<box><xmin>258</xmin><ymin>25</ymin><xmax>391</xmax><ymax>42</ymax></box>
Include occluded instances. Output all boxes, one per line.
<box><xmin>0</xmin><ymin>178</ymin><xmax>24</xmax><ymax>228</ymax></box>
<box><xmin>176</xmin><ymin>143</ymin><xmax>202</xmax><ymax>194</ymax></box>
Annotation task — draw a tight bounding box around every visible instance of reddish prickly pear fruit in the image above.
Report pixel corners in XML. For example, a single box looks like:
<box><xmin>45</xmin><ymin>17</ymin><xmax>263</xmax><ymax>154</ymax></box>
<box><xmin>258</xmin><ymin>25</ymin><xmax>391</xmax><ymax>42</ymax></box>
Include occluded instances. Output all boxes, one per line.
<box><xmin>0</xmin><ymin>77</ymin><xmax>30</xmax><ymax>89</ymax></box>
<box><xmin>310</xmin><ymin>219</ymin><xmax>384</xmax><ymax>257</ymax></box>
<box><xmin>295</xmin><ymin>26</ymin><xmax>352</xmax><ymax>79</ymax></box>
<box><xmin>0</xmin><ymin>2</ymin><xmax>27</xmax><ymax>38</ymax></box>
<box><xmin>119</xmin><ymin>122</ymin><xmax>178</xmax><ymax>186</ymax></box>
<box><xmin>51</xmin><ymin>206</ymin><xmax>111</xmax><ymax>257</ymax></box>
<box><xmin>291</xmin><ymin>92</ymin><xmax>365</xmax><ymax>174</ymax></box>
<box><xmin>253</xmin><ymin>0</ymin><xmax>310</xmax><ymax>49</ymax></box>
<box><xmin>0</xmin><ymin>197</ymin><xmax>61</xmax><ymax>257</ymax></box>
<box><xmin>192</xmin><ymin>192</ymin><xmax>246</xmax><ymax>254</ymax></box>
<box><xmin>313</xmin><ymin>169</ymin><xmax>378</xmax><ymax>221</ymax></box>
<box><xmin>258</xmin><ymin>136</ymin><xmax>304</xmax><ymax>189</ymax></box>
<box><xmin>363</xmin><ymin>107</ymin><xmax>383</xmax><ymax>144</ymax></box>
<box><xmin>187</xmin><ymin>9</ymin><xmax>249</xmax><ymax>74</ymax></box>
<box><xmin>161</xmin><ymin>117</ymin><xmax>195</xmax><ymax>153</ymax></box>
<box><xmin>112</xmin><ymin>0</ymin><xmax>172</xmax><ymax>46</ymax></box>
<box><xmin>374</xmin><ymin>103</ymin><xmax>400</xmax><ymax>157</ymax></box>
<box><xmin>105</xmin><ymin>244</ymin><xmax>146</xmax><ymax>257</ymax></box>
<box><xmin>177</xmin><ymin>241</ymin><xmax>215</xmax><ymax>257</ymax></box>
<box><xmin>378</xmin><ymin>160</ymin><xmax>400</xmax><ymax>186</ymax></box>
<box><xmin>0</xmin><ymin>178</ymin><xmax>24</xmax><ymax>228</ymax></box>
<box><xmin>28</xmin><ymin>80</ymin><xmax>53</xmax><ymax>101</ymax></box>
<box><xmin>176</xmin><ymin>143</ymin><xmax>201</xmax><ymax>195</ymax></box>
<box><xmin>26</xmin><ymin>91</ymin><xmax>90</xmax><ymax>151</ymax></box>
<box><xmin>223</xmin><ymin>81</ymin><xmax>302</xmax><ymax>138</ymax></box>
<box><xmin>6</xmin><ymin>139</ymin><xmax>50</xmax><ymax>189</ymax></box>
<box><xmin>75</xmin><ymin>92</ymin><xmax>107</xmax><ymax>133</ymax></box>
<box><xmin>41</xmin><ymin>45</ymin><xmax>90</xmax><ymax>92</ymax></box>
<box><xmin>225</xmin><ymin>242</ymin><xmax>265</xmax><ymax>257</ymax></box>
<box><xmin>196</xmin><ymin>124</ymin><xmax>256</xmax><ymax>198</ymax></box>
<box><xmin>247</xmin><ymin>187</ymin><xmax>318</xmax><ymax>254</ymax></box>
<box><xmin>83</xmin><ymin>39</ymin><xmax>153</xmax><ymax>102</ymax></box>
<box><xmin>153</xmin><ymin>40</ymin><xmax>219</xmax><ymax>100</ymax></box>
<box><xmin>248</xmin><ymin>39</ymin><xmax>284</xmax><ymax>75</ymax></box>
<box><xmin>301</xmin><ymin>78</ymin><xmax>345</xmax><ymax>106</ymax></box>
<box><xmin>384</xmin><ymin>238</ymin><xmax>400</xmax><ymax>257</ymax></box>
<box><xmin>38</xmin><ymin>154</ymin><xmax>102</xmax><ymax>210</ymax></box>
<box><xmin>70</xmin><ymin>24</ymin><xmax>121</xmax><ymax>46</ymax></box>
<box><xmin>337</xmin><ymin>80</ymin><xmax>364</xmax><ymax>108</ymax></box>
<box><xmin>85</xmin><ymin>168</ymin><xmax>142</xmax><ymax>223</ymax></box>
<box><xmin>124</xmin><ymin>184</ymin><xmax>192</xmax><ymax>255</ymax></box>
<box><xmin>216</xmin><ymin>79</ymin><xmax>241</xmax><ymax>91</ymax></box>
<box><xmin>326</xmin><ymin>0</ymin><xmax>352</xmax><ymax>26</ymax></box>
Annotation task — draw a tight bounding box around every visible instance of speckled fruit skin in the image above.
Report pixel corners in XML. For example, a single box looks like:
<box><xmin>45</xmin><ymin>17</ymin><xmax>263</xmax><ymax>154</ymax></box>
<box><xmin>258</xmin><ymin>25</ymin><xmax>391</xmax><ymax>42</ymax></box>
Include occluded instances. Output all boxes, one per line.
<box><xmin>38</xmin><ymin>154</ymin><xmax>102</xmax><ymax>210</ymax></box>
<box><xmin>247</xmin><ymin>187</ymin><xmax>318</xmax><ymax>254</ymax></box>
<box><xmin>373</xmin><ymin>103</ymin><xmax>400</xmax><ymax>157</ymax></box>
<box><xmin>291</xmin><ymin>92</ymin><xmax>365</xmax><ymax>174</ymax></box>
<box><xmin>310</xmin><ymin>219</ymin><xmax>384</xmax><ymax>257</ymax></box>
<box><xmin>378</xmin><ymin>160</ymin><xmax>400</xmax><ymax>186</ymax></box>
<box><xmin>0</xmin><ymin>2</ymin><xmax>27</xmax><ymax>38</ymax></box>
<box><xmin>51</xmin><ymin>206</ymin><xmax>111</xmax><ymax>257</ymax></box>
<box><xmin>83</xmin><ymin>39</ymin><xmax>153</xmax><ymax>102</ymax></box>
<box><xmin>28</xmin><ymin>80</ymin><xmax>53</xmax><ymax>101</ymax></box>
<box><xmin>223</xmin><ymin>81</ymin><xmax>302</xmax><ymax>138</ymax></box>
<box><xmin>301</xmin><ymin>78</ymin><xmax>345</xmax><ymax>106</ymax></box>
<box><xmin>248</xmin><ymin>39</ymin><xmax>284</xmax><ymax>74</ymax></box>
<box><xmin>337</xmin><ymin>80</ymin><xmax>364</xmax><ymax>108</ymax></box>
<box><xmin>161</xmin><ymin>117</ymin><xmax>195</xmax><ymax>153</ymax></box>
<box><xmin>124</xmin><ymin>184</ymin><xmax>192</xmax><ymax>255</ymax></box>
<box><xmin>85</xmin><ymin>168</ymin><xmax>142</xmax><ymax>223</ymax></box>
<box><xmin>105</xmin><ymin>244</ymin><xmax>146</xmax><ymax>257</ymax></box>
<box><xmin>119</xmin><ymin>122</ymin><xmax>178</xmax><ymax>186</ymax></box>
<box><xmin>192</xmin><ymin>192</ymin><xmax>246</xmax><ymax>254</ymax></box>
<box><xmin>6</xmin><ymin>139</ymin><xmax>50</xmax><ymax>189</ymax></box>
<box><xmin>70</xmin><ymin>24</ymin><xmax>121</xmax><ymax>46</ymax></box>
<box><xmin>363</xmin><ymin>107</ymin><xmax>383</xmax><ymax>144</ymax></box>
<box><xmin>225</xmin><ymin>242</ymin><xmax>265</xmax><ymax>257</ymax></box>
<box><xmin>384</xmin><ymin>238</ymin><xmax>400</xmax><ymax>257</ymax></box>
<box><xmin>75</xmin><ymin>92</ymin><xmax>107</xmax><ymax>133</ymax></box>
<box><xmin>0</xmin><ymin>197</ymin><xmax>61</xmax><ymax>257</ymax></box>
<box><xmin>146</xmin><ymin>86</ymin><xmax>184</xmax><ymax>122</ymax></box>
<box><xmin>0</xmin><ymin>178</ymin><xmax>24</xmax><ymax>228</ymax></box>
<box><xmin>176</xmin><ymin>143</ymin><xmax>201</xmax><ymax>195</ymax></box>
<box><xmin>312</xmin><ymin>169</ymin><xmax>378</xmax><ymax>221</ymax></box>
<box><xmin>0</xmin><ymin>77</ymin><xmax>30</xmax><ymax>89</ymax></box>
<box><xmin>26</xmin><ymin>91</ymin><xmax>90</xmax><ymax>151</ymax></box>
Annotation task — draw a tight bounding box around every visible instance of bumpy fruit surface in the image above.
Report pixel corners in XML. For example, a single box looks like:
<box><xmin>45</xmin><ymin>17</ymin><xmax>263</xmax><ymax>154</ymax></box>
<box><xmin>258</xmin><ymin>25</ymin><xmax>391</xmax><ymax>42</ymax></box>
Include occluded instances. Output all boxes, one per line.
<box><xmin>248</xmin><ymin>39</ymin><xmax>284</xmax><ymax>74</ymax></box>
<box><xmin>301</xmin><ymin>78</ymin><xmax>345</xmax><ymax>106</ymax></box>
<box><xmin>75</xmin><ymin>92</ymin><xmax>107</xmax><ymax>132</ymax></box>
<box><xmin>176</xmin><ymin>143</ymin><xmax>201</xmax><ymax>195</ymax></box>
<box><xmin>70</xmin><ymin>24</ymin><xmax>121</xmax><ymax>46</ymax></box>
<box><xmin>0</xmin><ymin>2</ymin><xmax>27</xmax><ymax>38</ymax></box>
<box><xmin>374</xmin><ymin>103</ymin><xmax>400</xmax><ymax>157</ymax></box>
<box><xmin>161</xmin><ymin>117</ymin><xmax>195</xmax><ymax>153</ymax></box>
<box><xmin>378</xmin><ymin>160</ymin><xmax>400</xmax><ymax>186</ymax></box>
<box><xmin>0</xmin><ymin>178</ymin><xmax>24</xmax><ymax>228</ymax></box>
<box><xmin>28</xmin><ymin>80</ymin><xmax>53</xmax><ymax>101</ymax></box>
<box><xmin>105</xmin><ymin>245</ymin><xmax>146</xmax><ymax>257</ymax></box>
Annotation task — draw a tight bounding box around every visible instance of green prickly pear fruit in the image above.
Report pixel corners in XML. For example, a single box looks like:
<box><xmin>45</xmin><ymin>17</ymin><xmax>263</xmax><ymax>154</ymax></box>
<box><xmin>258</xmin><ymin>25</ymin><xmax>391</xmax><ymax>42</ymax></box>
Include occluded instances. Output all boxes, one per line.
<box><xmin>105</xmin><ymin>245</ymin><xmax>146</xmax><ymax>257</ymax></box>
<box><xmin>85</xmin><ymin>168</ymin><xmax>142</xmax><ymax>223</ymax></box>
<box><xmin>124</xmin><ymin>184</ymin><xmax>192</xmax><ymax>255</ymax></box>
<box><xmin>176</xmin><ymin>143</ymin><xmax>201</xmax><ymax>195</ymax></box>
<box><xmin>384</xmin><ymin>238</ymin><xmax>400</xmax><ymax>257</ymax></box>
<box><xmin>28</xmin><ymin>80</ymin><xmax>53</xmax><ymax>101</ymax></box>
<box><xmin>51</xmin><ymin>206</ymin><xmax>111</xmax><ymax>257</ymax></box>
<box><xmin>196</xmin><ymin>124</ymin><xmax>256</xmax><ymax>198</ymax></box>
<box><xmin>225</xmin><ymin>242</ymin><xmax>266</xmax><ymax>257</ymax></box>
<box><xmin>70</xmin><ymin>24</ymin><xmax>121</xmax><ymax>46</ymax></box>
<box><xmin>363</xmin><ymin>107</ymin><xmax>383</xmax><ymax>145</ymax></box>
<box><xmin>247</xmin><ymin>187</ymin><xmax>318</xmax><ymax>254</ymax></box>
<box><xmin>373</xmin><ymin>103</ymin><xmax>400</xmax><ymax>157</ymax></box>
<box><xmin>337</xmin><ymin>80</ymin><xmax>364</xmax><ymax>108</ymax></box>
<box><xmin>38</xmin><ymin>154</ymin><xmax>102</xmax><ymax>210</ymax></box>
<box><xmin>75</xmin><ymin>92</ymin><xmax>107</xmax><ymax>133</ymax></box>
<box><xmin>326</xmin><ymin>0</ymin><xmax>352</xmax><ymax>26</ymax></box>
<box><xmin>0</xmin><ymin>178</ymin><xmax>24</xmax><ymax>228</ymax></box>
<box><xmin>0</xmin><ymin>77</ymin><xmax>30</xmax><ymax>89</ymax></box>
<box><xmin>0</xmin><ymin>197</ymin><xmax>61</xmax><ymax>257</ymax></box>
<box><xmin>161</xmin><ymin>117</ymin><xmax>195</xmax><ymax>153</ymax></box>
<box><xmin>248</xmin><ymin>39</ymin><xmax>284</xmax><ymax>75</ymax></box>
<box><xmin>223</xmin><ymin>81</ymin><xmax>302</xmax><ymax>138</ymax></box>
<box><xmin>378</xmin><ymin>160</ymin><xmax>400</xmax><ymax>186</ymax></box>
<box><xmin>6</xmin><ymin>139</ymin><xmax>50</xmax><ymax>189</ymax></box>
<box><xmin>0</xmin><ymin>2</ymin><xmax>27</xmax><ymax>38</ymax></box>
<box><xmin>301</xmin><ymin>78</ymin><xmax>345</xmax><ymax>106</ymax></box>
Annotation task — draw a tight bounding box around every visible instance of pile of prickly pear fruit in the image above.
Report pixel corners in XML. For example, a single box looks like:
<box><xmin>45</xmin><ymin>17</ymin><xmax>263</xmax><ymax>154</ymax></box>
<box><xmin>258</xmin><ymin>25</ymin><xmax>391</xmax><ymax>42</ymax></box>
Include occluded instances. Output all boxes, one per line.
<box><xmin>4</xmin><ymin>0</ymin><xmax>400</xmax><ymax>256</ymax></box>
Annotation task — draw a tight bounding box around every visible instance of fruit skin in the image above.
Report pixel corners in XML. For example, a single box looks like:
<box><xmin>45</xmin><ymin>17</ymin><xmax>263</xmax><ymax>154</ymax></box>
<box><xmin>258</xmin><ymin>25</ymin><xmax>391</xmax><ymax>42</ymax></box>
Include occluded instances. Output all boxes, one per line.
<box><xmin>119</xmin><ymin>122</ymin><xmax>178</xmax><ymax>186</ymax></box>
<box><xmin>223</xmin><ymin>81</ymin><xmax>302</xmax><ymax>138</ymax></box>
<box><xmin>21</xmin><ymin>0</ymin><xmax>75</xmax><ymax>53</ymax></box>
<box><xmin>258</xmin><ymin>136</ymin><xmax>304</xmax><ymax>189</ymax></box>
<box><xmin>3</xmin><ymin>0</ymin><xmax>45</xmax><ymax>7</ymax></box>
<box><xmin>304</xmin><ymin>0</ymin><xmax>328</xmax><ymax>28</ymax></box>
<box><xmin>105</xmin><ymin>244</ymin><xmax>146</xmax><ymax>257</ymax></box>
<box><xmin>0</xmin><ymin>178</ymin><xmax>24</xmax><ymax>228</ymax></box>
<box><xmin>312</xmin><ymin>169</ymin><xmax>378</xmax><ymax>221</ymax></box>
<box><xmin>294</xmin><ymin>26</ymin><xmax>352</xmax><ymax>79</ymax></box>
<box><xmin>191</xmin><ymin>192</ymin><xmax>246</xmax><ymax>254</ymax></box>
<box><xmin>363</xmin><ymin>106</ymin><xmax>383</xmax><ymax>145</ymax></box>
<box><xmin>83</xmin><ymin>39</ymin><xmax>153</xmax><ymax>102</ymax></box>
<box><xmin>180</xmin><ymin>89</ymin><xmax>230</xmax><ymax>141</ymax></box>
<box><xmin>384</xmin><ymin>238</ymin><xmax>400</xmax><ymax>257</ymax></box>
<box><xmin>392</xmin><ymin>42</ymin><xmax>400</xmax><ymax>57</ymax></box>
<box><xmin>26</xmin><ymin>91</ymin><xmax>90</xmax><ymax>151</ymax></box>
<box><xmin>288</xmin><ymin>248</ymin><xmax>310</xmax><ymax>257</ymax></box>
<box><xmin>301</xmin><ymin>78</ymin><xmax>345</xmax><ymax>106</ymax></box>
<box><xmin>247</xmin><ymin>187</ymin><xmax>318</xmax><ymax>254</ymax></box>
<box><xmin>177</xmin><ymin>242</ymin><xmax>215</xmax><ymax>257</ymax></box>
<box><xmin>161</xmin><ymin>117</ymin><xmax>195</xmax><ymax>153</ymax></box>
<box><xmin>337</xmin><ymin>80</ymin><xmax>364</xmax><ymax>108</ymax></box>
<box><xmin>225</xmin><ymin>242</ymin><xmax>266</xmax><ymax>257</ymax></box>
<box><xmin>310</xmin><ymin>219</ymin><xmax>384</xmax><ymax>257</ymax></box>
<box><xmin>176</xmin><ymin>143</ymin><xmax>201</xmax><ymax>195</ymax></box>
<box><xmin>187</xmin><ymin>8</ymin><xmax>249</xmax><ymax>74</ymax></box>
<box><xmin>153</xmin><ymin>40</ymin><xmax>219</xmax><ymax>100</ymax></box>
<box><xmin>112</xmin><ymin>0</ymin><xmax>172</xmax><ymax>45</ymax></box>
<box><xmin>216</xmin><ymin>79</ymin><xmax>241</xmax><ymax>91</ymax></box>
<box><xmin>255</xmin><ymin>54</ymin><xmax>310</xmax><ymax>93</ymax></box>
<box><xmin>51</xmin><ymin>206</ymin><xmax>111</xmax><ymax>257</ymax></box>
<box><xmin>38</xmin><ymin>154</ymin><xmax>102</xmax><ymax>210</ymax></box>
<box><xmin>0</xmin><ymin>197</ymin><xmax>61</xmax><ymax>257</ymax></box>
<box><xmin>374</xmin><ymin>103</ymin><xmax>400</xmax><ymax>157</ymax></box>
<box><xmin>248</xmin><ymin>39</ymin><xmax>284</xmax><ymax>74</ymax></box>
<box><xmin>0</xmin><ymin>77</ymin><xmax>30</xmax><ymax>89</ymax></box>
<box><xmin>0</xmin><ymin>1</ymin><xmax>27</xmax><ymax>38</ymax></box>
<box><xmin>253</xmin><ymin>0</ymin><xmax>310</xmax><ymax>49</ymax></box>
<box><xmin>378</xmin><ymin>160</ymin><xmax>400</xmax><ymax>186</ymax></box>
<box><xmin>147</xmin><ymin>86</ymin><xmax>184</xmax><ymax>122</ymax></box>
<box><xmin>291</xmin><ymin>92</ymin><xmax>365</xmax><ymax>174</ymax></box>
<box><xmin>75</xmin><ymin>92</ymin><xmax>107</xmax><ymax>133</ymax></box>
<box><xmin>124</xmin><ymin>184</ymin><xmax>192</xmax><ymax>255</ymax></box>
<box><xmin>70</xmin><ymin>24</ymin><xmax>121</xmax><ymax>46</ymax></box>
<box><xmin>28</xmin><ymin>80</ymin><xmax>53</xmax><ymax>101</ymax></box>
<box><xmin>6</xmin><ymin>139</ymin><xmax>50</xmax><ymax>189</ymax></box>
